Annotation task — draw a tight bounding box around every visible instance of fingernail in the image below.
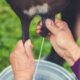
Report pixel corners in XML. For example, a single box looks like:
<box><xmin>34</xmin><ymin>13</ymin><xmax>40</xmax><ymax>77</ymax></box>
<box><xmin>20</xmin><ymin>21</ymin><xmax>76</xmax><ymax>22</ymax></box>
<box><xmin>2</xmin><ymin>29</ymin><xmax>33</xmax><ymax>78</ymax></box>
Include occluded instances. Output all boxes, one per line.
<box><xmin>25</xmin><ymin>40</ymin><xmax>31</xmax><ymax>46</ymax></box>
<box><xmin>17</xmin><ymin>40</ymin><xmax>23</xmax><ymax>47</ymax></box>
<box><xmin>25</xmin><ymin>39</ymin><xmax>33</xmax><ymax>48</ymax></box>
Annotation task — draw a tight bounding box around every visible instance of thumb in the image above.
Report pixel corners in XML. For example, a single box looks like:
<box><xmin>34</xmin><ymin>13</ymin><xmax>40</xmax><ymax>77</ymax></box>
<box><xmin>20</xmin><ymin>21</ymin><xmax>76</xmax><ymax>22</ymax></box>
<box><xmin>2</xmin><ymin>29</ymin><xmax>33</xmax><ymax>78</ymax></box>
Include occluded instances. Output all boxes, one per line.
<box><xmin>25</xmin><ymin>39</ymin><xmax>33</xmax><ymax>48</ymax></box>
<box><xmin>46</xmin><ymin>19</ymin><xmax>59</xmax><ymax>35</ymax></box>
<box><xmin>24</xmin><ymin>39</ymin><xmax>33</xmax><ymax>58</ymax></box>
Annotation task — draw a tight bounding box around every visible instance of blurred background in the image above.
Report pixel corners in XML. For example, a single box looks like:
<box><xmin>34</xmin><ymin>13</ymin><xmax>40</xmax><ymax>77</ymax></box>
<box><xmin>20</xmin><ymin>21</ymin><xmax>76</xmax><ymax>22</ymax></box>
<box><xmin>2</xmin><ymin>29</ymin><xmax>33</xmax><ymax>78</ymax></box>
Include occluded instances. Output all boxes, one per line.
<box><xmin>0</xmin><ymin>0</ymin><xmax>51</xmax><ymax>72</ymax></box>
<box><xmin>1</xmin><ymin>0</ymin><xmax>79</xmax><ymax>72</ymax></box>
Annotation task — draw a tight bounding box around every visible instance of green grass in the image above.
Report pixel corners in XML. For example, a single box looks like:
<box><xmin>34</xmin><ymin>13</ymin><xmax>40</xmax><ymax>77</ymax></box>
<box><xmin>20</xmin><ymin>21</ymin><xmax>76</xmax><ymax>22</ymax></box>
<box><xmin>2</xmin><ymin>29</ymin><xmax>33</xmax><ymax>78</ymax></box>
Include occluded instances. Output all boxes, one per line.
<box><xmin>0</xmin><ymin>0</ymin><xmax>51</xmax><ymax>72</ymax></box>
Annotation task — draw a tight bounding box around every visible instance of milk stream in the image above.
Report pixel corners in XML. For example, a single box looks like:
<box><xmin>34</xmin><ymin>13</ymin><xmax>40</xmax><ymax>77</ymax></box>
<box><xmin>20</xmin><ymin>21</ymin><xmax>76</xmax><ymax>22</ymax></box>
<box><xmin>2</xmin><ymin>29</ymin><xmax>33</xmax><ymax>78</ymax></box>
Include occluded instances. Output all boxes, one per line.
<box><xmin>33</xmin><ymin>38</ymin><xmax>45</xmax><ymax>80</ymax></box>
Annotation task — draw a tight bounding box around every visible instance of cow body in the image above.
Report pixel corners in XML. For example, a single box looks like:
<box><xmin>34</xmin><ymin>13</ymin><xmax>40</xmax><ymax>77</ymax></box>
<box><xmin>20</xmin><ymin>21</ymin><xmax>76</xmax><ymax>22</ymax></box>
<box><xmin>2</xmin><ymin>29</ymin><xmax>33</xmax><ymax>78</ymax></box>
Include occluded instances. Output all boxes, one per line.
<box><xmin>6</xmin><ymin>0</ymin><xmax>69</xmax><ymax>41</ymax></box>
<box><xmin>6</xmin><ymin>0</ymin><xmax>69</xmax><ymax>18</ymax></box>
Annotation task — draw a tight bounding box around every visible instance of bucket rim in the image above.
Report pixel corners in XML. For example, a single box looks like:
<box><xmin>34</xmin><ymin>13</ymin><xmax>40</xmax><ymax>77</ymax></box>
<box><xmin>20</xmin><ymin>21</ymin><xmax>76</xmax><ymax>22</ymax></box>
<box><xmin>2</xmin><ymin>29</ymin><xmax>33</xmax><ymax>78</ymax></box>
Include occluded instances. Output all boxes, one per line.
<box><xmin>0</xmin><ymin>60</ymin><xmax>76</xmax><ymax>80</ymax></box>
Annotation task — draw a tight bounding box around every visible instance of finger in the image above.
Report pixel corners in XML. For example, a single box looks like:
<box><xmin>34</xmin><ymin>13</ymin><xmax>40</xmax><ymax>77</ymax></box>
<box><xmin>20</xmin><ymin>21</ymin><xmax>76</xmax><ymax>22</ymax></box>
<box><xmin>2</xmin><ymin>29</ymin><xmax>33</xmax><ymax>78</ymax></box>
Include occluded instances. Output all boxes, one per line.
<box><xmin>39</xmin><ymin>21</ymin><xmax>42</xmax><ymax>26</ymax></box>
<box><xmin>36</xmin><ymin>29</ymin><xmax>42</xmax><ymax>34</ymax></box>
<box><xmin>55</xmin><ymin>18</ymin><xmax>62</xmax><ymax>24</ymax></box>
<box><xmin>37</xmin><ymin>21</ymin><xmax>42</xmax><ymax>26</ymax></box>
<box><xmin>46</xmin><ymin>19</ymin><xmax>59</xmax><ymax>35</ymax></box>
<box><xmin>15</xmin><ymin>40</ymin><xmax>25</xmax><ymax>53</ymax></box>
<box><xmin>55</xmin><ymin>19</ymin><xmax>65</xmax><ymax>30</ymax></box>
<box><xmin>12</xmin><ymin>49</ymin><xmax>29</xmax><ymax>71</ymax></box>
<box><xmin>14</xmin><ymin>40</ymin><xmax>27</xmax><ymax>60</ymax></box>
<box><xmin>14</xmin><ymin>40</ymin><xmax>29</xmax><ymax>65</ymax></box>
<box><xmin>36</xmin><ymin>25</ymin><xmax>42</xmax><ymax>30</ymax></box>
<box><xmin>46</xmin><ymin>33</ymin><xmax>51</xmax><ymax>40</ymax></box>
<box><xmin>24</xmin><ymin>39</ymin><xmax>34</xmax><ymax>59</ymax></box>
<box><xmin>10</xmin><ymin>53</ymin><xmax>15</xmax><ymax>72</ymax></box>
<box><xmin>36</xmin><ymin>23</ymin><xmax>42</xmax><ymax>35</ymax></box>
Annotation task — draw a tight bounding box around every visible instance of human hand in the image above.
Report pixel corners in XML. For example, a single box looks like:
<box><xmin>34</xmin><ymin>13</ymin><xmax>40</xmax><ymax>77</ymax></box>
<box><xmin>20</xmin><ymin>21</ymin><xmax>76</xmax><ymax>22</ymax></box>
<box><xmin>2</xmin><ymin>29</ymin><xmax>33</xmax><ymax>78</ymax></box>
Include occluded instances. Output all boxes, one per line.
<box><xmin>36</xmin><ymin>19</ymin><xmax>80</xmax><ymax>66</ymax></box>
<box><xmin>10</xmin><ymin>40</ymin><xmax>35</xmax><ymax>80</ymax></box>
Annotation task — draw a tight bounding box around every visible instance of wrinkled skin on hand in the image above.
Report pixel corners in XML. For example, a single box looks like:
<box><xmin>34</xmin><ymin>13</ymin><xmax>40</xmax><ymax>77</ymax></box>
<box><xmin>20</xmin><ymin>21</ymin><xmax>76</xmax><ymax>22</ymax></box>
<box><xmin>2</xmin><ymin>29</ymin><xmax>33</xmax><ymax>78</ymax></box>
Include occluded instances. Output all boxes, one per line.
<box><xmin>10</xmin><ymin>40</ymin><xmax>35</xmax><ymax>80</ymax></box>
<box><xmin>36</xmin><ymin>19</ymin><xmax>80</xmax><ymax>66</ymax></box>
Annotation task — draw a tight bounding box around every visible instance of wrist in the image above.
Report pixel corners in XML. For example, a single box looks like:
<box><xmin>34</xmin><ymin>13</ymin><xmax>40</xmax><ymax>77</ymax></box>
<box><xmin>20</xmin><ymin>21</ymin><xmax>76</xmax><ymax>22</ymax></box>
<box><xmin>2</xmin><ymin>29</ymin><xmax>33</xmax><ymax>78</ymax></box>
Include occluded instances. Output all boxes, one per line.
<box><xmin>67</xmin><ymin>42</ymin><xmax>80</xmax><ymax>65</ymax></box>
<box><xmin>15</xmin><ymin>76</ymin><xmax>32</xmax><ymax>80</ymax></box>
<box><xmin>14</xmin><ymin>73</ymin><xmax>33</xmax><ymax>80</ymax></box>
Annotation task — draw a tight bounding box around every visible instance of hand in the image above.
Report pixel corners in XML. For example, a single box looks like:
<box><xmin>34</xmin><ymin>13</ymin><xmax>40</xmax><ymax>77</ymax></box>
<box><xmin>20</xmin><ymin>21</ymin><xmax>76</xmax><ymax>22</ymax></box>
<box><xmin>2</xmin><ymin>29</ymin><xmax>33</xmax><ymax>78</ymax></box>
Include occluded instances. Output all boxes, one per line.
<box><xmin>10</xmin><ymin>40</ymin><xmax>35</xmax><ymax>80</ymax></box>
<box><xmin>36</xmin><ymin>19</ymin><xmax>80</xmax><ymax>66</ymax></box>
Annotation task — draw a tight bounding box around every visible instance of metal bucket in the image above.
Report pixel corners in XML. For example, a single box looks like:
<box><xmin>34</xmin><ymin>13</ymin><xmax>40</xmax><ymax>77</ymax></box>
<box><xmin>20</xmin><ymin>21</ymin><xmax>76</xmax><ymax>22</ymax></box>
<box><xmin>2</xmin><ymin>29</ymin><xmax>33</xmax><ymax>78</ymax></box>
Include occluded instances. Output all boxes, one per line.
<box><xmin>0</xmin><ymin>60</ymin><xmax>76</xmax><ymax>80</ymax></box>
